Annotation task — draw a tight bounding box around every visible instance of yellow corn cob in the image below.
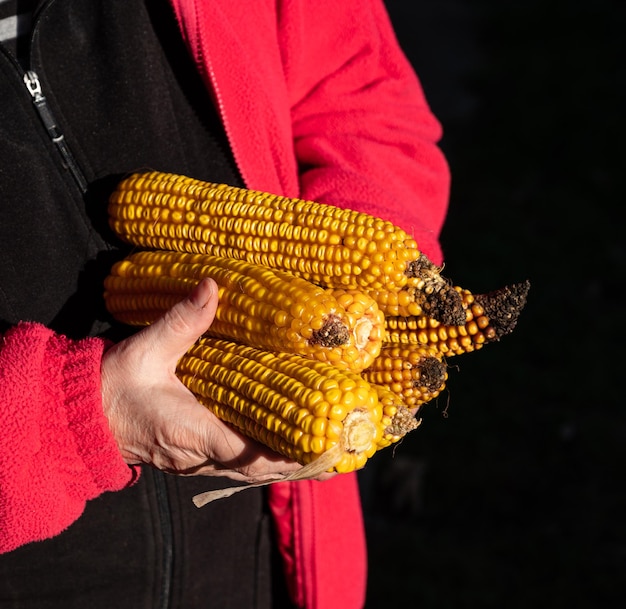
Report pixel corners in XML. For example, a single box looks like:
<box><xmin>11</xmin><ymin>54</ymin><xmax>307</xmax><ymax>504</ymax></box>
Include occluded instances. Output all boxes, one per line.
<box><xmin>176</xmin><ymin>337</ymin><xmax>417</xmax><ymax>473</ymax></box>
<box><xmin>384</xmin><ymin>281</ymin><xmax>530</xmax><ymax>357</ymax></box>
<box><xmin>105</xmin><ymin>250</ymin><xmax>384</xmax><ymax>372</ymax></box>
<box><xmin>362</xmin><ymin>345</ymin><xmax>448</xmax><ymax>408</ymax></box>
<box><xmin>107</xmin><ymin>171</ymin><xmax>422</xmax><ymax>291</ymax></box>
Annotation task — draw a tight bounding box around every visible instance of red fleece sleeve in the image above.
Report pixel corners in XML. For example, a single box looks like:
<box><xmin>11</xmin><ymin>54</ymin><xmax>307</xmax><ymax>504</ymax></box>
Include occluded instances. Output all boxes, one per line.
<box><xmin>282</xmin><ymin>0</ymin><xmax>450</xmax><ymax>265</ymax></box>
<box><xmin>0</xmin><ymin>322</ymin><xmax>138</xmax><ymax>554</ymax></box>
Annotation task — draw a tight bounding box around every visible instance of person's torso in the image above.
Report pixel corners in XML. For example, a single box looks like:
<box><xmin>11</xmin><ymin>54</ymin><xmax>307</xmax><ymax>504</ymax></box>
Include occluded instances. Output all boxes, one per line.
<box><xmin>0</xmin><ymin>2</ymin><xmax>284</xmax><ymax>607</ymax></box>
<box><xmin>0</xmin><ymin>0</ymin><xmax>242</xmax><ymax>338</ymax></box>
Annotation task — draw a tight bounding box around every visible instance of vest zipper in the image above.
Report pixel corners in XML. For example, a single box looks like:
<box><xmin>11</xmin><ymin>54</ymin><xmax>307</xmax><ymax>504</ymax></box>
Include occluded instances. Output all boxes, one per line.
<box><xmin>23</xmin><ymin>70</ymin><xmax>89</xmax><ymax>193</ymax></box>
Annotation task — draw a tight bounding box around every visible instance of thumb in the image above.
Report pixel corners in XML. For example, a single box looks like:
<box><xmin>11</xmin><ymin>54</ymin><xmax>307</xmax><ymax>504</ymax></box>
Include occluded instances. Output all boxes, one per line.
<box><xmin>143</xmin><ymin>277</ymin><xmax>219</xmax><ymax>366</ymax></box>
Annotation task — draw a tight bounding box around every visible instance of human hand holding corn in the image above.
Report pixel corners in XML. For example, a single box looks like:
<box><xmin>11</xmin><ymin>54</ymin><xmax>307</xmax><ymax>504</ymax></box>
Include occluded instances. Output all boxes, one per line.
<box><xmin>100</xmin><ymin>277</ymin><xmax>303</xmax><ymax>483</ymax></box>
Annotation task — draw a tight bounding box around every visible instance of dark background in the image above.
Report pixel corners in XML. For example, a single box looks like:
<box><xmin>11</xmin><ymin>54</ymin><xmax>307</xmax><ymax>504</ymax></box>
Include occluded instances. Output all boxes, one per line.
<box><xmin>359</xmin><ymin>1</ymin><xmax>625</xmax><ymax>607</ymax></box>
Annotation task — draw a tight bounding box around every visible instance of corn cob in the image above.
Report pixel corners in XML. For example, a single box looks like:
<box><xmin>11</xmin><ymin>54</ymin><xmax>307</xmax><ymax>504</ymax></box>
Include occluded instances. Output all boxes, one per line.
<box><xmin>176</xmin><ymin>338</ymin><xmax>419</xmax><ymax>473</ymax></box>
<box><xmin>362</xmin><ymin>345</ymin><xmax>448</xmax><ymax>408</ymax></box>
<box><xmin>107</xmin><ymin>171</ymin><xmax>422</xmax><ymax>292</ymax></box>
<box><xmin>384</xmin><ymin>281</ymin><xmax>530</xmax><ymax>357</ymax></box>
<box><xmin>373</xmin><ymin>383</ymin><xmax>422</xmax><ymax>449</ymax></box>
<box><xmin>104</xmin><ymin>250</ymin><xmax>384</xmax><ymax>372</ymax></box>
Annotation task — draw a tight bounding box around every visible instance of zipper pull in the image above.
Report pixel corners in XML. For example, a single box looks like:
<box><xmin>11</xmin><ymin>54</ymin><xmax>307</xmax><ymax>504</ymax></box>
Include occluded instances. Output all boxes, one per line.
<box><xmin>23</xmin><ymin>70</ymin><xmax>88</xmax><ymax>193</ymax></box>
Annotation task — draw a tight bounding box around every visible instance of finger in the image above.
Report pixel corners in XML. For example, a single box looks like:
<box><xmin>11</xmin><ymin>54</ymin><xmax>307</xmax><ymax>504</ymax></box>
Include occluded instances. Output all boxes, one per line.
<box><xmin>198</xmin><ymin>411</ymin><xmax>302</xmax><ymax>475</ymax></box>
<box><xmin>141</xmin><ymin>277</ymin><xmax>219</xmax><ymax>366</ymax></box>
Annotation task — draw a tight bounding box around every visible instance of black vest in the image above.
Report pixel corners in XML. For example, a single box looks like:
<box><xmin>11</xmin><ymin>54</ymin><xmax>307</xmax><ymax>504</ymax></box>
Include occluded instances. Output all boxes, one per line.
<box><xmin>0</xmin><ymin>1</ymin><xmax>289</xmax><ymax>607</ymax></box>
<box><xmin>0</xmin><ymin>0</ymin><xmax>241</xmax><ymax>337</ymax></box>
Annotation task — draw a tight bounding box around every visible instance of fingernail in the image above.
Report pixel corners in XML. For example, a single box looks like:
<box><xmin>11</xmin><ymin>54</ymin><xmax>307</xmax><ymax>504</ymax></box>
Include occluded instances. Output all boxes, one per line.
<box><xmin>190</xmin><ymin>278</ymin><xmax>213</xmax><ymax>309</ymax></box>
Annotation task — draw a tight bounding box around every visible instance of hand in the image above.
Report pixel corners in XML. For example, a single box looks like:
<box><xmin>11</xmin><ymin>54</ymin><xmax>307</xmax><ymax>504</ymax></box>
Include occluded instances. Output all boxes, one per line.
<box><xmin>101</xmin><ymin>278</ymin><xmax>302</xmax><ymax>483</ymax></box>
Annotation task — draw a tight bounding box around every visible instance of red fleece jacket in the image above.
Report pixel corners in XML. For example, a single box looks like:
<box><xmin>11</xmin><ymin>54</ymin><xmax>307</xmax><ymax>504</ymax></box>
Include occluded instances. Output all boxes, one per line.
<box><xmin>0</xmin><ymin>2</ymin><xmax>449</xmax><ymax>608</ymax></box>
